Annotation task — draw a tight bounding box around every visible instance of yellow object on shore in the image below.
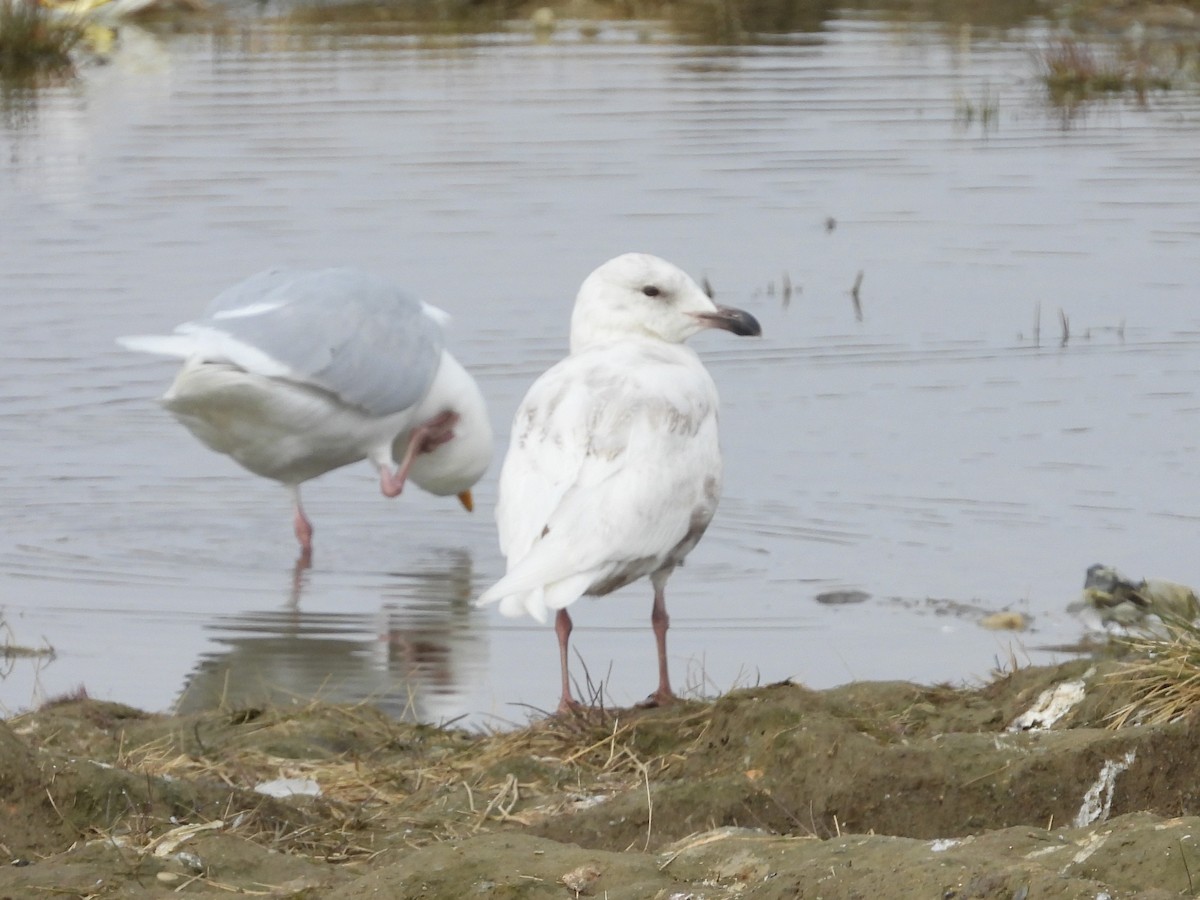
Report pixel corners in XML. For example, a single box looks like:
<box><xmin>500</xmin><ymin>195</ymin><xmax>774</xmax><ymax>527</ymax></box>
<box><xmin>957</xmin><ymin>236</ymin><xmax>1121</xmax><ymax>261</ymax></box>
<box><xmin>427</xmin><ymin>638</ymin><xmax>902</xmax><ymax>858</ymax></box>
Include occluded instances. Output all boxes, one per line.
<box><xmin>39</xmin><ymin>0</ymin><xmax>206</xmax><ymax>21</ymax></box>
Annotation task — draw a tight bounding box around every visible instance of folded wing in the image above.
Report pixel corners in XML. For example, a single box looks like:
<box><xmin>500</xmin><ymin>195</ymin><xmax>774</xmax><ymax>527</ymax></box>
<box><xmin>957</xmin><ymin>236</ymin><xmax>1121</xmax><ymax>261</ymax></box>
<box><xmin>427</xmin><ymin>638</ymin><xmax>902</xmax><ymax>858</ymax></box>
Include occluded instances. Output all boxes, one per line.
<box><xmin>118</xmin><ymin>268</ymin><xmax>446</xmax><ymax>418</ymax></box>
<box><xmin>481</xmin><ymin>344</ymin><xmax>722</xmax><ymax>622</ymax></box>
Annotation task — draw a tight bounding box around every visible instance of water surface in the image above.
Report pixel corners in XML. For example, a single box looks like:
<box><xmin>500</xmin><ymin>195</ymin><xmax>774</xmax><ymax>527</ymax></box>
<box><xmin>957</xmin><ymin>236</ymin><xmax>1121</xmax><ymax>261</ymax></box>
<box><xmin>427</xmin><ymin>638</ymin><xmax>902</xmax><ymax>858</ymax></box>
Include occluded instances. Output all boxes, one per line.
<box><xmin>3</xmin><ymin>9</ymin><xmax>1200</xmax><ymax>724</ymax></box>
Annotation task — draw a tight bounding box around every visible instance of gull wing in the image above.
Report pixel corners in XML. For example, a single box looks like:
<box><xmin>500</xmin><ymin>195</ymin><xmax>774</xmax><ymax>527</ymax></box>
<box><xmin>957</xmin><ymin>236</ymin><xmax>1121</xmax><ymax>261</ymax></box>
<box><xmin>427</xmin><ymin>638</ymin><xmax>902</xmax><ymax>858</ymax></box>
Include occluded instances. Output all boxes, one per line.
<box><xmin>122</xmin><ymin>268</ymin><xmax>445</xmax><ymax>418</ymax></box>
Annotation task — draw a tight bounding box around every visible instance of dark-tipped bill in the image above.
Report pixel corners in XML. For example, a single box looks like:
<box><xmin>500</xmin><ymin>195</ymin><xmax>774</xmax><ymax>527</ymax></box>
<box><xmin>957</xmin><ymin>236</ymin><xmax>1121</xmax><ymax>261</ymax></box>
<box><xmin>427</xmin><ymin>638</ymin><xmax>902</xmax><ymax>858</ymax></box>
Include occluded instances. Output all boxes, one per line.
<box><xmin>695</xmin><ymin>305</ymin><xmax>762</xmax><ymax>337</ymax></box>
<box><xmin>457</xmin><ymin>490</ymin><xmax>474</xmax><ymax>512</ymax></box>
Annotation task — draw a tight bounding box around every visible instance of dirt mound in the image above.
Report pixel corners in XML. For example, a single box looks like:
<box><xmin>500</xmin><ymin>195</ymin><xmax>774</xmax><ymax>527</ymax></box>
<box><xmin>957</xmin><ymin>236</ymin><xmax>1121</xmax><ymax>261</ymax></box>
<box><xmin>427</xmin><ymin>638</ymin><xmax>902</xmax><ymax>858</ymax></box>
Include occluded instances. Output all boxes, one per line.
<box><xmin>1</xmin><ymin>660</ymin><xmax>1198</xmax><ymax>897</ymax></box>
<box><xmin>536</xmin><ymin>660</ymin><xmax>1200</xmax><ymax>851</ymax></box>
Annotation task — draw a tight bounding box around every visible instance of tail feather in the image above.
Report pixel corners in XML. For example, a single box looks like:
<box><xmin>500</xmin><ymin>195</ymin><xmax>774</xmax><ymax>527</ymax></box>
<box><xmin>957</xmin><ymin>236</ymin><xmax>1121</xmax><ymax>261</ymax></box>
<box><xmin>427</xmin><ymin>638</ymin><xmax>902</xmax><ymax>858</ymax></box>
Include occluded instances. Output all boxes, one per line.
<box><xmin>480</xmin><ymin>569</ymin><xmax>595</xmax><ymax>623</ymax></box>
<box><xmin>497</xmin><ymin>589</ymin><xmax>549</xmax><ymax>623</ymax></box>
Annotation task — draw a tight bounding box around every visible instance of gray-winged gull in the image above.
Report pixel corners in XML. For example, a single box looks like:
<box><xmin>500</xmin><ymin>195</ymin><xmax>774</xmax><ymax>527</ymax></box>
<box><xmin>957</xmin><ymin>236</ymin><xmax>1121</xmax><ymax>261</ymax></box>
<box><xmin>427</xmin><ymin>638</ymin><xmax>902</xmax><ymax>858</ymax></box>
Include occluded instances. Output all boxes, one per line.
<box><xmin>477</xmin><ymin>253</ymin><xmax>761</xmax><ymax>713</ymax></box>
<box><xmin>119</xmin><ymin>267</ymin><xmax>492</xmax><ymax>558</ymax></box>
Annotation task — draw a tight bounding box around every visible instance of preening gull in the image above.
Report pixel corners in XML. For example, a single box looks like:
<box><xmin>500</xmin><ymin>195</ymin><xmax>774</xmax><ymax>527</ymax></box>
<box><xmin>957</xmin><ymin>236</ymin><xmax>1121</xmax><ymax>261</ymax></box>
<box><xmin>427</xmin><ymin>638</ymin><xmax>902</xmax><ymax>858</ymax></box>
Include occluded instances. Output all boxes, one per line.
<box><xmin>477</xmin><ymin>253</ymin><xmax>761</xmax><ymax>713</ymax></box>
<box><xmin>119</xmin><ymin>267</ymin><xmax>492</xmax><ymax>559</ymax></box>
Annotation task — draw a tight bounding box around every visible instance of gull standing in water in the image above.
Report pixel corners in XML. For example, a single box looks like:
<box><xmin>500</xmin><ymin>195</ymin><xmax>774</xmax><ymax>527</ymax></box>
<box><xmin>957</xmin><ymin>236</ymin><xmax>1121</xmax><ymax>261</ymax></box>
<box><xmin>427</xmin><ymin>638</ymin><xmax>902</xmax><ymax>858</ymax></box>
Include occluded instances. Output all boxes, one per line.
<box><xmin>119</xmin><ymin>267</ymin><xmax>492</xmax><ymax>561</ymax></box>
<box><xmin>478</xmin><ymin>253</ymin><xmax>761</xmax><ymax>713</ymax></box>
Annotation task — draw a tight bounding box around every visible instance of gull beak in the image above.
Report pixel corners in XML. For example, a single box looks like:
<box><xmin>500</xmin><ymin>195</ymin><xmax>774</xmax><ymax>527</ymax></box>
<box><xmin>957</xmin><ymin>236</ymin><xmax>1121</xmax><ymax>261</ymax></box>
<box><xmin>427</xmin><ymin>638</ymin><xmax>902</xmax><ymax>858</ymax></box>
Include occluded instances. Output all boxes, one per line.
<box><xmin>457</xmin><ymin>490</ymin><xmax>474</xmax><ymax>512</ymax></box>
<box><xmin>695</xmin><ymin>305</ymin><xmax>762</xmax><ymax>337</ymax></box>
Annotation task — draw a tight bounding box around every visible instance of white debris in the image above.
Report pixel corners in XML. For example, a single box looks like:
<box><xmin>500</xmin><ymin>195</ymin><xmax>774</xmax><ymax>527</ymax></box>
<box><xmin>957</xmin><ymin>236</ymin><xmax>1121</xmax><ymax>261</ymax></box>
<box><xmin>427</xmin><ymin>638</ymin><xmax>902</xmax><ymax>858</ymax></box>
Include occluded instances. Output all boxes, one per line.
<box><xmin>1024</xmin><ymin>845</ymin><xmax>1063</xmax><ymax>860</ymax></box>
<box><xmin>1074</xmin><ymin>750</ymin><xmax>1136</xmax><ymax>827</ymax></box>
<box><xmin>929</xmin><ymin>838</ymin><xmax>961</xmax><ymax>853</ymax></box>
<box><xmin>149</xmin><ymin>820</ymin><xmax>224</xmax><ymax>857</ymax></box>
<box><xmin>568</xmin><ymin>794</ymin><xmax>609</xmax><ymax>811</ymax></box>
<box><xmin>1007</xmin><ymin>679</ymin><xmax>1087</xmax><ymax>732</ymax></box>
<box><xmin>1070</xmin><ymin>831</ymin><xmax>1109</xmax><ymax>866</ymax></box>
<box><xmin>254</xmin><ymin>777</ymin><xmax>322</xmax><ymax>798</ymax></box>
<box><xmin>172</xmin><ymin>851</ymin><xmax>205</xmax><ymax>874</ymax></box>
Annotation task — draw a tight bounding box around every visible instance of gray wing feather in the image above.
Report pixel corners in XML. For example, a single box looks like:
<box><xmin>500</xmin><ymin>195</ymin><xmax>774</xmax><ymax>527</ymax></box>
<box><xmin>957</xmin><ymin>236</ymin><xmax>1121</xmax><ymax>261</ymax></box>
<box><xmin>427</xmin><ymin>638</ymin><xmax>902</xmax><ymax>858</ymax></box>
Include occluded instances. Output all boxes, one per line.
<box><xmin>198</xmin><ymin>268</ymin><xmax>444</xmax><ymax>417</ymax></box>
<box><xmin>203</xmin><ymin>267</ymin><xmax>302</xmax><ymax>317</ymax></box>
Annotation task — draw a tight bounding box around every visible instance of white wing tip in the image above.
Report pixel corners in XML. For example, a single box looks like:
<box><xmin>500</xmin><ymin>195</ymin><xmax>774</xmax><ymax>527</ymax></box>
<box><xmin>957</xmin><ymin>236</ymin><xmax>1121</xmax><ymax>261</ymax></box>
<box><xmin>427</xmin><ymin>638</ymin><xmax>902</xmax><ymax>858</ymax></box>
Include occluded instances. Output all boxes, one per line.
<box><xmin>422</xmin><ymin>302</ymin><xmax>453</xmax><ymax>329</ymax></box>
<box><xmin>210</xmin><ymin>299</ymin><xmax>287</xmax><ymax>320</ymax></box>
<box><xmin>116</xmin><ymin>334</ymin><xmax>194</xmax><ymax>357</ymax></box>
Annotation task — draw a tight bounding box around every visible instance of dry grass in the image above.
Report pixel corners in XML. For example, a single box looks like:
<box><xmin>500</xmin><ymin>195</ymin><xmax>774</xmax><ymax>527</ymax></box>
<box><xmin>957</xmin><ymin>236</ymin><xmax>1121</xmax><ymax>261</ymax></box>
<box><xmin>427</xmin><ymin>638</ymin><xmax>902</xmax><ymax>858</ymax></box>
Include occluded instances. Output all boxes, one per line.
<box><xmin>0</xmin><ymin>0</ymin><xmax>83</xmax><ymax>79</ymax></box>
<box><xmin>285</xmin><ymin>0</ymin><xmax>504</xmax><ymax>34</ymax></box>
<box><xmin>101</xmin><ymin>700</ymin><xmax>714</xmax><ymax>860</ymax></box>
<box><xmin>0</xmin><ymin>621</ymin><xmax>55</xmax><ymax>661</ymax></box>
<box><xmin>1107</xmin><ymin>615</ymin><xmax>1200</xmax><ymax>729</ymax></box>
<box><xmin>1036</xmin><ymin>36</ymin><xmax>1174</xmax><ymax>108</ymax></box>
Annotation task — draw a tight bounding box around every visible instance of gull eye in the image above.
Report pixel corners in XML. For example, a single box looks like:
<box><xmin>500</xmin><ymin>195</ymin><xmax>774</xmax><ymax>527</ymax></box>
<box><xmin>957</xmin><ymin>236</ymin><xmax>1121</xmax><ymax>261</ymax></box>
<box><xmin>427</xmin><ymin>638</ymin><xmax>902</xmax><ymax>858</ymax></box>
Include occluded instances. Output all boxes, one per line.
<box><xmin>641</xmin><ymin>285</ymin><xmax>661</xmax><ymax>297</ymax></box>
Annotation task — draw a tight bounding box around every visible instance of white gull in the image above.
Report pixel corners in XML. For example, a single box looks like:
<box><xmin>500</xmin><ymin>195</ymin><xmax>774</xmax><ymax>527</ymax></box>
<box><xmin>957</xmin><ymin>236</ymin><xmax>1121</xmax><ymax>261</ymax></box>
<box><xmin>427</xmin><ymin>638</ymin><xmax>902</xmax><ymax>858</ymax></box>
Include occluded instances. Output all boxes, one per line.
<box><xmin>118</xmin><ymin>267</ymin><xmax>492</xmax><ymax>560</ymax></box>
<box><xmin>477</xmin><ymin>253</ymin><xmax>761</xmax><ymax>713</ymax></box>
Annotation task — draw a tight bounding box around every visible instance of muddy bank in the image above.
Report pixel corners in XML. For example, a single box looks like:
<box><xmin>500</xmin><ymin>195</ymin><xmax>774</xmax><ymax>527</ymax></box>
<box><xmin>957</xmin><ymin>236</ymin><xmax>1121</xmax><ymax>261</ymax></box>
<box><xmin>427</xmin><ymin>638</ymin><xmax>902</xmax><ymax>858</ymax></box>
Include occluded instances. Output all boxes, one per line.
<box><xmin>2</xmin><ymin>659</ymin><xmax>1199</xmax><ymax>897</ymax></box>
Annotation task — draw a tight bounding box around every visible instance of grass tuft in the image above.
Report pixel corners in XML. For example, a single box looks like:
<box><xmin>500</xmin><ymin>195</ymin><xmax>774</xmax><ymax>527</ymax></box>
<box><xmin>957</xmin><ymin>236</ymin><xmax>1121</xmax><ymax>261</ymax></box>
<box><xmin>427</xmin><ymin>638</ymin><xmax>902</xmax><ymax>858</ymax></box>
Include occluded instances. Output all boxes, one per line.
<box><xmin>1108</xmin><ymin>615</ymin><xmax>1200</xmax><ymax>729</ymax></box>
<box><xmin>0</xmin><ymin>0</ymin><xmax>83</xmax><ymax>79</ymax></box>
<box><xmin>1037</xmin><ymin>36</ymin><xmax>1173</xmax><ymax>108</ymax></box>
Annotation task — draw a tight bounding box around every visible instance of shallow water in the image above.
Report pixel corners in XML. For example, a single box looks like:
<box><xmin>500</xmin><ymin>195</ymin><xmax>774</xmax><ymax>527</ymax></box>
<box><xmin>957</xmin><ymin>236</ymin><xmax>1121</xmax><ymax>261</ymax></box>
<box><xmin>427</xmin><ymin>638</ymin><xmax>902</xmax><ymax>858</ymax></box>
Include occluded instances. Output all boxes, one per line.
<box><xmin>3</xmin><ymin>8</ymin><xmax>1200</xmax><ymax>724</ymax></box>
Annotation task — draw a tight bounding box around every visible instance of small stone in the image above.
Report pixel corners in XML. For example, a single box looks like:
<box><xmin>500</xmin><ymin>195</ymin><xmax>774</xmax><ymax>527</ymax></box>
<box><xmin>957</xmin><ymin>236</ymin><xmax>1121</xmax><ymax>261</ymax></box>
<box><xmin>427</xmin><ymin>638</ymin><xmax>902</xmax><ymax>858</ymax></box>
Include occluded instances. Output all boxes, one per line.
<box><xmin>560</xmin><ymin>863</ymin><xmax>602</xmax><ymax>896</ymax></box>
<box><xmin>815</xmin><ymin>589</ymin><xmax>870</xmax><ymax>605</ymax></box>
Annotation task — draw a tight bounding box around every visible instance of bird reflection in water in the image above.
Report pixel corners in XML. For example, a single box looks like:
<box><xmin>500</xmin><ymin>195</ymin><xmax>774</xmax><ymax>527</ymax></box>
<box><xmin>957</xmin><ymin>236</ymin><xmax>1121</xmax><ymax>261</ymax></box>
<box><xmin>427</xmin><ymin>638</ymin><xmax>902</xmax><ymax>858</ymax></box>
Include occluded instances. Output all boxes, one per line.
<box><xmin>175</xmin><ymin>550</ymin><xmax>486</xmax><ymax>723</ymax></box>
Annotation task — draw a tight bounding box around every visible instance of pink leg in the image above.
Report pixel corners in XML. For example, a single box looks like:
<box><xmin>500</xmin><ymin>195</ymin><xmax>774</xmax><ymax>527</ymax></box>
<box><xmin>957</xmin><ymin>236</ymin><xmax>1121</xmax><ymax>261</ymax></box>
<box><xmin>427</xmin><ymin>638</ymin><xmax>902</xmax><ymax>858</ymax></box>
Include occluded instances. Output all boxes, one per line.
<box><xmin>555</xmin><ymin>608</ymin><xmax>583</xmax><ymax>714</ymax></box>
<box><xmin>639</xmin><ymin>583</ymin><xmax>677</xmax><ymax>708</ymax></box>
<box><xmin>291</xmin><ymin>486</ymin><xmax>314</xmax><ymax>564</ymax></box>
<box><xmin>290</xmin><ymin>553</ymin><xmax>311</xmax><ymax>605</ymax></box>
<box><xmin>377</xmin><ymin>466</ymin><xmax>405</xmax><ymax>498</ymax></box>
<box><xmin>378</xmin><ymin>410</ymin><xmax>461</xmax><ymax>498</ymax></box>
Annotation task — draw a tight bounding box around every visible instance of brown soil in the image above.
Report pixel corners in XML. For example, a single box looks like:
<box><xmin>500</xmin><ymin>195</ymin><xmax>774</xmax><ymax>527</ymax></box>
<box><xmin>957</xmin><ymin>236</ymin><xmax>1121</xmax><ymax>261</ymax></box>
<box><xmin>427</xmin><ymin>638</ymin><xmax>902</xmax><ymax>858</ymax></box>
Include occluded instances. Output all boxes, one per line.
<box><xmin>2</xmin><ymin>659</ymin><xmax>1200</xmax><ymax>898</ymax></box>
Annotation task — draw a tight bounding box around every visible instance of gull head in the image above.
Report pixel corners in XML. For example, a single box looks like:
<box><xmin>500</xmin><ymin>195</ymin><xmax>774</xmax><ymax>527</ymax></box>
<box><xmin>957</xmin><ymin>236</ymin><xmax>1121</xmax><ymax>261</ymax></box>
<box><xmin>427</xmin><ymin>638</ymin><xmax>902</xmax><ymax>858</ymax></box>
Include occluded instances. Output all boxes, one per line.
<box><xmin>570</xmin><ymin>253</ymin><xmax>761</xmax><ymax>352</ymax></box>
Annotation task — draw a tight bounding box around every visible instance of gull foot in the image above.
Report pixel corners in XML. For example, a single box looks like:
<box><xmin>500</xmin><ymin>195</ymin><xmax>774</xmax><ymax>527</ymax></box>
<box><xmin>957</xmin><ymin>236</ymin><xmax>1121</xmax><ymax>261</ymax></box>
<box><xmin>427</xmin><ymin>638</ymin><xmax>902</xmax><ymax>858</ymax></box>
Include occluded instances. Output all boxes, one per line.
<box><xmin>635</xmin><ymin>689</ymin><xmax>679</xmax><ymax>709</ymax></box>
